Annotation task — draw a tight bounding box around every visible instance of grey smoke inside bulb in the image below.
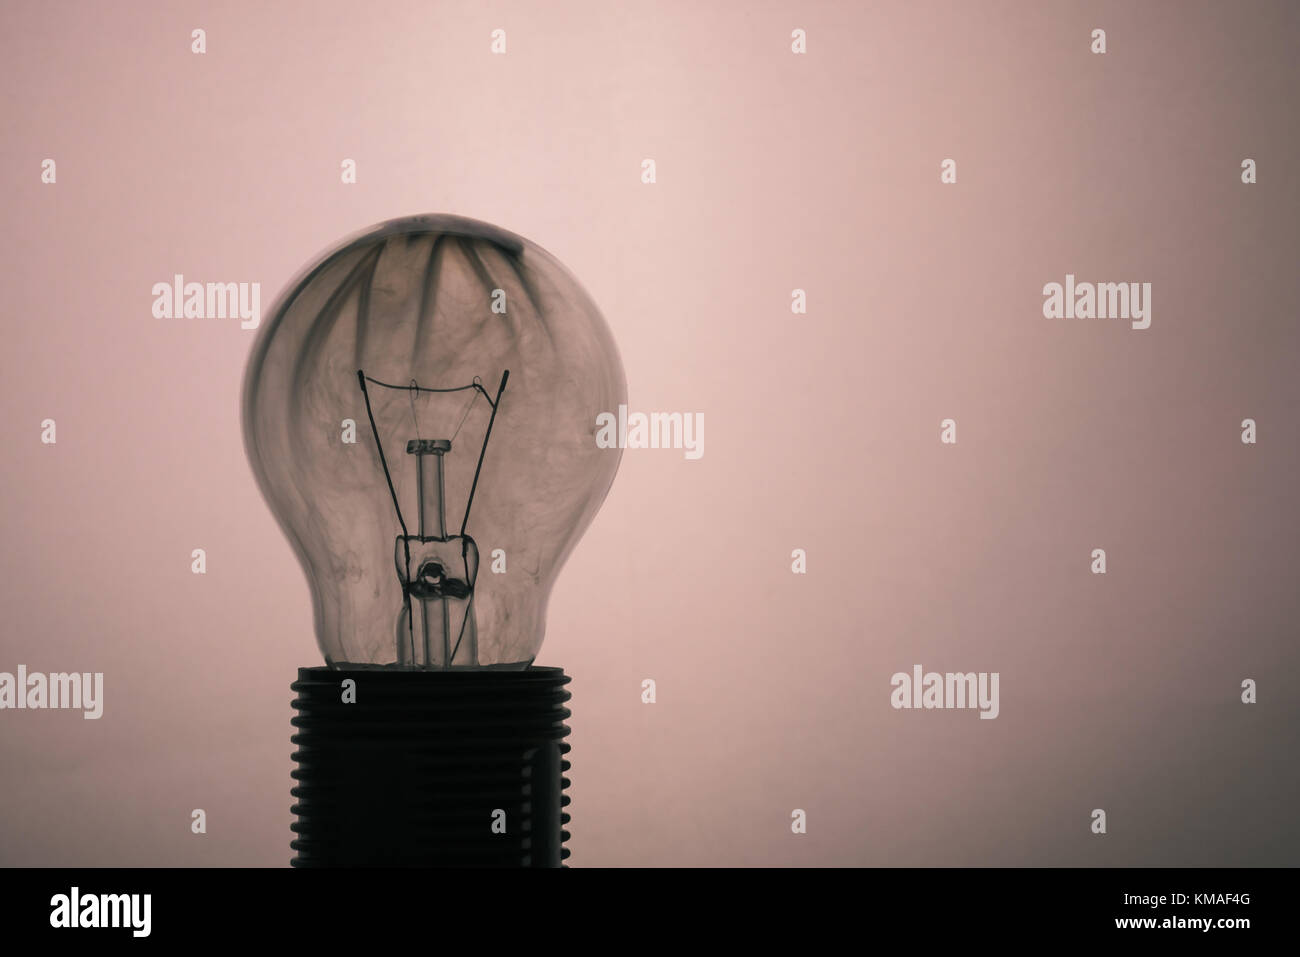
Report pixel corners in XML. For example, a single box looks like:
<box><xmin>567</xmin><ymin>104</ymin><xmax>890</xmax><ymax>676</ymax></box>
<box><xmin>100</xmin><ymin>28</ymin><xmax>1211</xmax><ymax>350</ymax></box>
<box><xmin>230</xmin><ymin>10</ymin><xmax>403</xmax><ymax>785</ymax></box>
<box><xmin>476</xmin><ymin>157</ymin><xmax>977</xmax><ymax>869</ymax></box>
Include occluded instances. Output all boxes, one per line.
<box><xmin>242</xmin><ymin>215</ymin><xmax>626</xmax><ymax>669</ymax></box>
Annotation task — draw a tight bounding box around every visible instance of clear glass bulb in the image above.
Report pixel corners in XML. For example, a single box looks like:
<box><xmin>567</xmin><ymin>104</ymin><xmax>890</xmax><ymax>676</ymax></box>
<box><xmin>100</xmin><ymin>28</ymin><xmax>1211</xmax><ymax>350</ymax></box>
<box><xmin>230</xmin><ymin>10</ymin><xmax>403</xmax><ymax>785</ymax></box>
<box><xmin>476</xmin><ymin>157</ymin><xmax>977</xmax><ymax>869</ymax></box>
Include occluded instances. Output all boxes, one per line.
<box><xmin>242</xmin><ymin>215</ymin><xmax>626</xmax><ymax>669</ymax></box>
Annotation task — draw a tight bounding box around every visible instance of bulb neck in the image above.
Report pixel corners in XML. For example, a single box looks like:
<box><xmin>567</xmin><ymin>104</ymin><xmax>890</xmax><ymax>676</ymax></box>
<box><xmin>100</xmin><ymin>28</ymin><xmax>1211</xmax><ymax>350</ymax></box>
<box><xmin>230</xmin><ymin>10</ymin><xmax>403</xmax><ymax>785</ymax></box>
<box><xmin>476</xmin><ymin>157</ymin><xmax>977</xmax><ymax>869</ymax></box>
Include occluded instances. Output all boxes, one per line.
<box><xmin>409</xmin><ymin>439</ymin><xmax>451</xmax><ymax>540</ymax></box>
<box><xmin>289</xmin><ymin>666</ymin><xmax>571</xmax><ymax>867</ymax></box>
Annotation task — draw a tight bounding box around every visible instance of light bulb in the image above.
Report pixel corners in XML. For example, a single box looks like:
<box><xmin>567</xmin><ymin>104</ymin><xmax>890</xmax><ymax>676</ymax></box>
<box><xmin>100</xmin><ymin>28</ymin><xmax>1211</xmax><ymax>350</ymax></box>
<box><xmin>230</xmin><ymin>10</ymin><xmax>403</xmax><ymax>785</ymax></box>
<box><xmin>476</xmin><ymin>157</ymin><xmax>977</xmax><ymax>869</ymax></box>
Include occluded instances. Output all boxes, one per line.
<box><xmin>242</xmin><ymin>214</ymin><xmax>626</xmax><ymax>671</ymax></box>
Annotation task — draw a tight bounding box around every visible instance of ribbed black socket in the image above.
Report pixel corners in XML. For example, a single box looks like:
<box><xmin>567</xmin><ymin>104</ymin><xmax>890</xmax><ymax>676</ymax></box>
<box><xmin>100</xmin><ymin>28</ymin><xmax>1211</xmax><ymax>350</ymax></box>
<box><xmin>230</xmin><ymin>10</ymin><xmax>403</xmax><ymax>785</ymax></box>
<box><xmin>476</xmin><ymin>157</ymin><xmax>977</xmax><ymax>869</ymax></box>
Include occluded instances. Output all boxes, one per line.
<box><xmin>290</xmin><ymin>666</ymin><xmax>571</xmax><ymax>867</ymax></box>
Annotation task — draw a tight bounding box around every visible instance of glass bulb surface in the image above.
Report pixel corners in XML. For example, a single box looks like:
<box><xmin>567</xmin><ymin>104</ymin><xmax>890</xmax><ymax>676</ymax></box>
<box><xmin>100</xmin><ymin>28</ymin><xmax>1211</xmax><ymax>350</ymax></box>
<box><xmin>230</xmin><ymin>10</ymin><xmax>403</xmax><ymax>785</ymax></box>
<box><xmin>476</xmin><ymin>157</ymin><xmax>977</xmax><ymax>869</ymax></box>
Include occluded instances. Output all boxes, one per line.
<box><xmin>243</xmin><ymin>214</ymin><xmax>626</xmax><ymax>669</ymax></box>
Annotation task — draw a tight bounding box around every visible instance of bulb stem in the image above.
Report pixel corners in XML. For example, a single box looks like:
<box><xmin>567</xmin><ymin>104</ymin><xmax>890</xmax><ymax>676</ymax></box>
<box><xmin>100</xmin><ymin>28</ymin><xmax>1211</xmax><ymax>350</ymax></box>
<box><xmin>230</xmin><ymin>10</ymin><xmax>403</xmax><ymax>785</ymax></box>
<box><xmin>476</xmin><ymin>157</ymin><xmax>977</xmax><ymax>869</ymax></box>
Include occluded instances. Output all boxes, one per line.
<box><xmin>412</xmin><ymin>443</ymin><xmax>453</xmax><ymax>667</ymax></box>
<box><xmin>414</xmin><ymin>450</ymin><xmax>448</xmax><ymax>541</ymax></box>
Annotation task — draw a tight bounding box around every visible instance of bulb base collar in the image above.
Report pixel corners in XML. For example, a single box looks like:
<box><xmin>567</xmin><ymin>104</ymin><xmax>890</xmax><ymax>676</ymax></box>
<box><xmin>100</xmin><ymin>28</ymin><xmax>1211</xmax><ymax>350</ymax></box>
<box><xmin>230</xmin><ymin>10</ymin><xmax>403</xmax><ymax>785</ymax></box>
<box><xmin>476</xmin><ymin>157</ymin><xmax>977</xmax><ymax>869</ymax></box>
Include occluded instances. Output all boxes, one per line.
<box><xmin>290</xmin><ymin>666</ymin><xmax>571</xmax><ymax>867</ymax></box>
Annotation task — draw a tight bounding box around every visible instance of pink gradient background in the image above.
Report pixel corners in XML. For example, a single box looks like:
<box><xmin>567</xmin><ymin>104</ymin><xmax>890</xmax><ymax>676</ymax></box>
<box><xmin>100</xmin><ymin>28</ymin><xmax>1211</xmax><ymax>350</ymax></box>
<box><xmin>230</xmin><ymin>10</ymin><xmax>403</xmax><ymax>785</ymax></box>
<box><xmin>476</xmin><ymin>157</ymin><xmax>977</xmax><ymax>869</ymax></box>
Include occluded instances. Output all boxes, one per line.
<box><xmin>2</xmin><ymin>0</ymin><xmax>1298</xmax><ymax>866</ymax></box>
